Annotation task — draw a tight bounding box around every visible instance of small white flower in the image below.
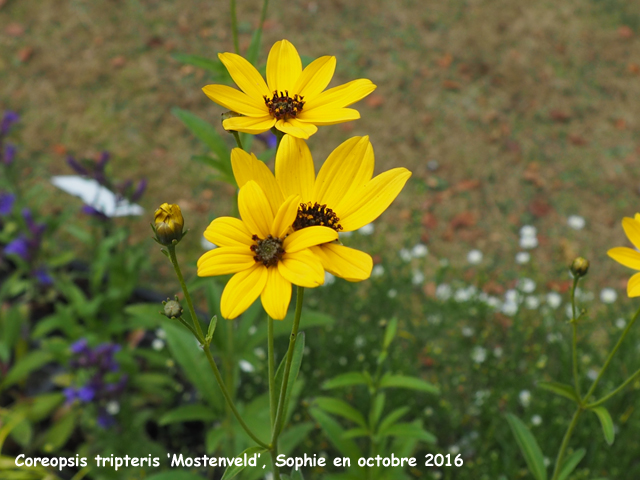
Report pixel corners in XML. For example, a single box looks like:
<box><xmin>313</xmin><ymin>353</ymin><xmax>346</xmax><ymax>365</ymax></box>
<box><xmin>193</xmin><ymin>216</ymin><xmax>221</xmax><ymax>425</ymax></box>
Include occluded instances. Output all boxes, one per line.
<box><xmin>387</xmin><ymin>289</ymin><xmax>398</xmax><ymax>298</ymax></box>
<box><xmin>201</xmin><ymin>237</ymin><xmax>217</xmax><ymax>250</ymax></box>
<box><xmin>543</xmin><ymin>457</ymin><xmax>551</xmax><ymax>468</ymax></box>
<box><xmin>471</xmin><ymin>346</ymin><xmax>487</xmax><ymax>364</ymax></box>
<box><xmin>547</xmin><ymin>332</ymin><xmax>562</xmax><ymax>343</ymax></box>
<box><xmin>239</xmin><ymin>360</ymin><xmax>255</xmax><ymax>373</ymax></box>
<box><xmin>339</xmin><ymin>230</ymin><xmax>353</xmax><ymax>238</ymax></box>
<box><xmin>486</xmin><ymin>296</ymin><xmax>502</xmax><ymax>309</ymax></box>
<box><xmin>502</xmin><ymin>301</ymin><xmax>518</xmax><ymax>316</ymax></box>
<box><xmin>354</xmin><ymin>335</ymin><xmax>366</xmax><ymax>348</ymax></box>
<box><xmin>567</xmin><ymin>215</ymin><xmax>586</xmax><ymax>230</ymax></box>
<box><xmin>412</xmin><ymin>270</ymin><xmax>425</xmax><ymax>285</ymax></box>
<box><xmin>253</xmin><ymin>347</ymin><xmax>266</xmax><ymax>360</ymax></box>
<box><xmin>338</xmin><ymin>356</ymin><xmax>348</xmax><ymax>366</ymax></box>
<box><xmin>493</xmin><ymin>346</ymin><xmax>503</xmax><ymax>358</ymax></box>
<box><xmin>505</xmin><ymin>289</ymin><xmax>520</xmax><ymax>303</ymax></box>
<box><xmin>105</xmin><ymin>401</ymin><xmax>120</xmax><ymax>415</ymax></box>
<box><xmin>428</xmin><ymin>314</ymin><xmax>442</xmax><ymax>325</ymax></box>
<box><xmin>412</xmin><ymin>243</ymin><xmax>429</xmax><ymax>258</ymax></box>
<box><xmin>531</xmin><ymin>415</ymin><xmax>542</xmax><ymax>426</ymax></box>
<box><xmin>448</xmin><ymin>445</ymin><xmax>460</xmax><ymax>455</ymax></box>
<box><xmin>439</xmin><ymin>258</ymin><xmax>450</xmax><ymax>268</ymax></box>
<box><xmin>587</xmin><ymin>368</ymin><xmax>599</xmax><ymax>381</ymax></box>
<box><xmin>546</xmin><ymin>292</ymin><xmax>562</xmax><ymax>309</ymax></box>
<box><xmin>424</xmin><ymin>407</ymin><xmax>434</xmax><ymax>416</ymax></box>
<box><xmin>454</xmin><ymin>288</ymin><xmax>472</xmax><ymax>302</ymax></box>
<box><xmin>358</xmin><ymin>223</ymin><xmax>374</xmax><ymax>235</ymax></box>
<box><xmin>615</xmin><ymin>318</ymin><xmax>627</xmax><ymax>329</ymax></box>
<box><xmin>600</xmin><ymin>288</ymin><xmax>617</xmax><ymax>304</ymax></box>
<box><xmin>357</xmin><ymin>353</ymin><xmax>365</xmax><ymax>362</ymax></box>
<box><xmin>515</xmin><ymin>252</ymin><xmax>531</xmax><ymax>264</ymax></box>
<box><xmin>323</xmin><ymin>272</ymin><xmax>335</xmax><ymax>286</ymax></box>
<box><xmin>371</xmin><ymin>264</ymin><xmax>385</xmax><ymax>277</ymax></box>
<box><xmin>566</xmin><ymin>303</ymin><xmax>574</xmax><ymax>319</ymax></box>
<box><xmin>155</xmin><ymin>328</ymin><xmax>166</xmax><ymax>339</ymax></box>
<box><xmin>520</xmin><ymin>235</ymin><xmax>539</xmax><ymax>249</ymax></box>
<box><xmin>518</xmin><ymin>278</ymin><xmax>536</xmax><ymax>293</ymax></box>
<box><xmin>467</xmin><ymin>249</ymin><xmax>483</xmax><ymax>265</ymax></box>
<box><xmin>519</xmin><ymin>390</ymin><xmax>531</xmax><ymax>408</ymax></box>
<box><xmin>520</xmin><ymin>225</ymin><xmax>537</xmax><ymax>238</ymax></box>
<box><xmin>525</xmin><ymin>296</ymin><xmax>540</xmax><ymax>310</ymax></box>
<box><xmin>461</xmin><ymin>327</ymin><xmax>475</xmax><ymax>337</ymax></box>
<box><xmin>399</xmin><ymin>248</ymin><xmax>412</xmax><ymax>262</ymax></box>
<box><xmin>152</xmin><ymin>338</ymin><xmax>165</xmax><ymax>351</ymax></box>
<box><xmin>435</xmin><ymin>283</ymin><xmax>452</xmax><ymax>301</ymax></box>
<box><xmin>248</xmin><ymin>325</ymin><xmax>257</xmax><ymax>335</ymax></box>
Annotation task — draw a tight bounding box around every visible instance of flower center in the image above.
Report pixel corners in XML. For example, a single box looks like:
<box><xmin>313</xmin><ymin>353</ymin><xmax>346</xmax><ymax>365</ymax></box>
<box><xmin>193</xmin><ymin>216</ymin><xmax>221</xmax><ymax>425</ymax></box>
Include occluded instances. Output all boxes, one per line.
<box><xmin>250</xmin><ymin>234</ymin><xmax>285</xmax><ymax>267</ymax></box>
<box><xmin>293</xmin><ymin>202</ymin><xmax>343</xmax><ymax>232</ymax></box>
<box><xmin>263</xmin><ymin>90</ymin><xmax>305</xmax><ymax>120</ymax></box>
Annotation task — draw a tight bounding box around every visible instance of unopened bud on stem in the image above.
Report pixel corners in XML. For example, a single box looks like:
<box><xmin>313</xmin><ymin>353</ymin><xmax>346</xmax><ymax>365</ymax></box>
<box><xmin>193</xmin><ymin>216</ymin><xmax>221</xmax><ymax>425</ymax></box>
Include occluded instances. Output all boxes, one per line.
<box><xmin>153</xmin><ymin>203</ymin><xmax>184</xmax><ymax>246</ymax></box>
<box><xmin>163</xmin><ymin>299</ymin><xmax>183</xmax><ymax>319</ymax></box>
<box><xmin>570</xmin><ymin>257</ymin><xmax>590</xmax><ymax>278</ymax></box>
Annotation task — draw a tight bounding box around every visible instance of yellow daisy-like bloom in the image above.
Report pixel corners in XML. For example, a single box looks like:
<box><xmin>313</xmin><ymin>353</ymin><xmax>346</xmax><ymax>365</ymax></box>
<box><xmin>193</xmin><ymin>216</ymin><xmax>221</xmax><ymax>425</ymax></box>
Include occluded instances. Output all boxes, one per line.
<box><xmin>608</xmin><ymin>213</ymin><xmax>640</xmax><ymax>297</ymax></box>
<box><xmin>231</xmin><ymin>135</ymin><xmax>412</xmax><ymax>281</ymax></box>
<box><xmin>197</xmin><ymin>180</ymin><xmax>338</xmax><ymax>320</ymax></box>
<box><xmin>202</xmin><ymin>39</ymin><xmax>376</xmax><ymax>139</ymax></box>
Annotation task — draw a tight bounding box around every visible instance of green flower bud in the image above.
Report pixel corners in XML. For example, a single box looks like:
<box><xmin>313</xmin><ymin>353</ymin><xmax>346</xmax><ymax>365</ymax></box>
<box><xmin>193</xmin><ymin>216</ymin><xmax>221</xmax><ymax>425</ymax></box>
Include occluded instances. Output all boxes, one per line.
<box><xmin>163</xmin><ymin>299</ymin><xmax>183</xmax><ymax>319</ymax></box>
<box><xmin>570</xmin><ymin>257</ymin><xmax>590</xmax><ymax>278</ymax></box>
<box><xmin>154</xmin><ymin>203</ymin><xmax>184</xmax><ymax>245</ymax></box>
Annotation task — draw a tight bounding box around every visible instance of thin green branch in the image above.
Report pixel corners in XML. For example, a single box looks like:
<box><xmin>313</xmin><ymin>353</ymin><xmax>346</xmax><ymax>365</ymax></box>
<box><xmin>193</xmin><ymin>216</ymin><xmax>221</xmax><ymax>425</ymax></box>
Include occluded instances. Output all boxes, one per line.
<box><xmin>586</xmin><ymin>366</ymin><xmax>640</xmax><ymax>409</ymax></box>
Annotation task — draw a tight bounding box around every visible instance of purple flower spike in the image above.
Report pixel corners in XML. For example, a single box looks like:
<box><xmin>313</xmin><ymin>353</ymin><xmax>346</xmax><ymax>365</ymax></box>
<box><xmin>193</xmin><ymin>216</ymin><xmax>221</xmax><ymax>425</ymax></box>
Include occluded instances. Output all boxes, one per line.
<box><xmin>33</xmin><ymin>266</ymin><xmax>53</xmax><ymax>285</ymax></box>
<box><xmin>96</xmin><ymin>151</ymin><xmax>110</xmax><ymax>170</ymax></box>
<box><xmin>4</xmin><ymin>235</ymin><xmax>30</xmax><ymax>260</ymax></box>
<box><xmin>0</xmin><ymin>192</ymin><xmax>15</xmax><ymax>216</ymax></box>
<box><xmin>81</xmin><ymin>205</ymin><xmax>109</xmax><ymax>221</ymax></box>
<box><xmin>66</xmin><ymin>156</ymin><xmax>89</xmax><ymax>176</ymax></box>
<box><xmin>3</xmin><ymin>144</ymin><xmax>17</xmax><ymax>165</ymax></box>
<box><xmin>1</xmin><ymin>111</ymin><xmax>19</xmax><ymax>135</ymax></box>
<box><xmin>130</xmin><ymin>178</ymin><xmax>147</xmax><ymax>202</ymax></box>
<box><xmin>63</xmin><ymin>387</ymin><xmax>77</xmax><ymax>404</ymax></box>
<box><xmin>256</xmin><ymin>132</ymin><xmax>277</xmax><ymax>149</ymax></box>
<box><xmin>70</xmin><ymin>338</ymin><xmax>89</xmax><ymax>354</ymax></box>
<box><xmin>77</xmin><ymin>385</ymin><xmax>96</xmax><ymax>403</ymax></box>
<box><xmin>97</xmin><ymin>411</ymin><xmax>116</xmax><ymax>429</ymax></box>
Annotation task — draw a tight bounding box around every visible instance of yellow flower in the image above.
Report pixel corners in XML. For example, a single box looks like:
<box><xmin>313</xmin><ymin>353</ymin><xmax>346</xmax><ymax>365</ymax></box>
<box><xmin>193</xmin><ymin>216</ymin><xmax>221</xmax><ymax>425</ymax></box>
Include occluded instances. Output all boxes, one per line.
<box><xmin>197</xmin><ymin>180</ymin><xmax>338</xmax><ymax>319</ymax></box>
<box><xmin>154</xmin><ymin>203</ymin><xmax>184</xmax><ymax>245</ymax></box>
<box><xmin>608</xmin><ymin>213</ymin><xmax>640</xmax><ymax>297</ymax></box>
<box><xmin>231</xmin><ymin>135</ymin><xmax>412</xmax><ymax>281</ymax></box>
<box><xmin>202</xmin><ymin>39</ymin><xmax>376</xmax><ymax>139</ymax></box>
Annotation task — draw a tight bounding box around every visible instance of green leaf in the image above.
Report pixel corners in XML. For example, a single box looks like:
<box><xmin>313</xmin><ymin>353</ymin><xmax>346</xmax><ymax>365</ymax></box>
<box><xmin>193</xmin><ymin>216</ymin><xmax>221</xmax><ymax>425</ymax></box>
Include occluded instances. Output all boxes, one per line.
<box><xmin>369</xmin><ymin>392</ymin><xmax>385</xmax><ymax>429</ymax></box>
<box><xmin>1</xmin><ymin>351</ymin><xmax>53</xmax><ymax>390</ymax></box>
<box><xmin>220</xmin><ymin>446</ymin><xmax>267</xmax><ymax>480</ymax></box>
<box><xmin>206</xmin><ymin>427</ymin><xmax>225</xmax><ymax>454</ymax></box>
<box><xmin>591</xmin><ymin>406</ymin><xmax>615</xmax><ymax>445</ymax></box>
<box><xmin>25</xmin><ymin>393</ymin><xmax>65</xmax><ymax>422</ymax></box>
<box><xmin>245</xmin><ymin>28</ymin><xmax>263</xmax><ymax>67</ymax></box>
<box><xmin>380</xmin><ymin>421</ymin><xmax>436</xmax><ymax>444</ymax></box>
<box><xmin>290</xmin><ymin>469</ymin><xmax>305</xmax><ymax>480</ymax></box>
<box><xmin>538</xmin><ymin>381</ymin><xmax>580</xmax><ymax>403</ymax></box>
<box><xmin>279</xmin><ymin>422</ymin><xmax>314</xmax><ymax>455</ymax></box>
<box><xmin>205</xmin><ymin>315</ymin><xmax>218</xmax><ymax>345</ymax></box>
<box><xmin>377</xmin><ymin>406</ymin><xmax>410</xmax><ymax>435</ymax></box>
<box><xmin>172</xmin><ymin>108</ymin><xmax>231</xmax><ymax>168</ymax></box>
<box><xmin>9</xmin><ymin>418</ymin><xmax>32</xmax><ymax>448</ymax></box>
<box><xmin>343</xmin><ymin>427</ymin><xmax>369</xmax><ymax>439</ymax></box>
<box><xmin>383</xmin><ymin>318</ymin><xmax>398</xmax><ymax>349</ymax></box>
<box><xmin>309</xmin><ymin>407</ymin><xmax>362</xmax><ymax>460</ymax></box>
<box><xmin>42</xmin><ymin>410</ymin><xmax>76</xmax><ymax>452</ymax></box>
<box><xmin>378</xmin><ymin>374</ymin><xmax>439</xmax><ymax>395</ymax></box>
<box><xmin>171</xmin><ymin>53</ymin><xmax>232</xmax><ymax>82</ymax></box>
<box><xmin>159</xmin><ymin>404</ymin><xmax>218</xmax><ymax>426</ymax></box>
<box><xmin>274</xmin><ymin>332</ymin><xmax>305</xmax><ymax>433</ymax></box>
<box><xmin>146</xmin><ymin>471</ymin><xmax>208</xmax><ymax>480</ymax></box>
<box><xmin>505</xmin><ymin>413</ymin><xmax>548</xmax><ymax>480</ymax></box>
<box><xmin>558</xmin><ymin>448</ymin><xmax>586</xmax><ymax>480</ymax></box>
<box><xmin>314</xmin><ymin>397</ymin><xmax>367</xmax><ymax>428</ymax></box>
<box><xmin>322</xmin><ymin>372</ymin><xmax>368</xmax><ymax>390</ymax></box>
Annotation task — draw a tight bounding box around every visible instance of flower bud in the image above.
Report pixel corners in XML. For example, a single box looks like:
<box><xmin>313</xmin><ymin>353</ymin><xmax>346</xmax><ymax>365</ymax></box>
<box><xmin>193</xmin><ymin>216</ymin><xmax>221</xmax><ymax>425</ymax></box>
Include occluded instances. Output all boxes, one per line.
<box><xmin>154</xmin><ymin>203</ymin><xmax>184</xmax><ymax>245</ymax></box>
<box><xmin>570</xmin><ymin>257</ymin><xmax>589</xmax><ymax>278</ymax></box>
<box><xmin>163</xmin><ymin>299</ymin><xmax>183</xmax><ymax>318</ymax></box>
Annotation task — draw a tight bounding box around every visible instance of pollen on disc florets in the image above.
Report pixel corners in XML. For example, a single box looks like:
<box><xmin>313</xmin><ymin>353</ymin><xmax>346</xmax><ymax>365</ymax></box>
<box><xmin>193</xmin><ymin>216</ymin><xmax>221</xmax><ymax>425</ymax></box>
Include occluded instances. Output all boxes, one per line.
<box><xmin>263</xmin><ymin>90</ymin><xmax>305</xmax><ymax>120</ymax></box>
<box><xmin>250</xmin><ymin>234</ymin><xmax>285</xmax><ymax>267</ymax></box>
<box><xmin>293</xmin><ymin>202</ymin><xmax>343</xmax><ymax>232</ymax></box>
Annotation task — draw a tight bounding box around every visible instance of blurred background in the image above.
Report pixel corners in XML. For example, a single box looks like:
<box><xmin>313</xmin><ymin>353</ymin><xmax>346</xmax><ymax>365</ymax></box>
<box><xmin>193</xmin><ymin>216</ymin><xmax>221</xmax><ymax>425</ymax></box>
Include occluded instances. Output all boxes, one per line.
<box><xmin>2</xmin><ymin>0</ymin><xmax>640</xmax><ymax>479</ymax></box>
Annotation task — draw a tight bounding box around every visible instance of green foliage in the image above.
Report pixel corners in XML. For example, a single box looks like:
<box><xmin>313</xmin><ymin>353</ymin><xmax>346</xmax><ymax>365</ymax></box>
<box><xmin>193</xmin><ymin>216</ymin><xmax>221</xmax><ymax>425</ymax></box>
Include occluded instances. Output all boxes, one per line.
<box><xmin>505</xmin><ymin>414</ymin><xmax>547</xmax><ymax>480</ymax></box>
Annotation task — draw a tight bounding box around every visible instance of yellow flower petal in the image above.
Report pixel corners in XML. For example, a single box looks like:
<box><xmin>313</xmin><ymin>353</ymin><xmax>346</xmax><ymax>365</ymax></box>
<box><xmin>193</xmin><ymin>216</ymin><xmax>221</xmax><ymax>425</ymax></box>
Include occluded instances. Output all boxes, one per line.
<box><xmin>635</xmin><ymin>213</ymin><xmax>640</xmax><ymax>222</ymax></box>
<box><xmin>339</xmin><ymin>168</ymin><xmax>412</xmax><ymax>231</ymax></box>
<box><xmin>218</xmin><ymin>52</ymin><xmax>270</xmax><ymax>99</ymax></box>
<box><xmin>231</xmin><ymin>149</ymin><xmax>283</xmax><ymax>215</ymax></box>
<box><xmin>238</xmin><ymin>181</ymin><xmax>273</xmax><ymax>239</ymax></box>
<box><xmin>283</xmin><ymin>226</ymin><xmax>339</xmax><ymax>253</ymax></box>
<box><xmin>266</xmin><ymin>39</ymin><xmax>302</xmax><ymax>94</ymax></box>
<box><xmin>310</xmin><ymin>244</ymin><xmax>372</xmax><ymax>282</ymax></box>
<box><xmin>629</xmin><ymin>272</ymin><xmax>640</xmax><ymax>297</ymax></box>
<box><xmin>197</xmin><ymin>246</ymin><xmax>255</xmax><ymax>276</ymax></box>
<box><xmin>278</xmin><ymin>249</ymin><xmax>324</xmax><ymax>288</ymax></box>
<box><xmin>607</xmin><ymin>247</ymin><xmax>640</xmax><ymax>271</ymax></box>
<box><xmin>293</xmin><ymin>56</ymin><xmax>336</xmax><ymax>99</ymax></box>
<box><xmin>275</xmin><ymin>118</ymin><xmax>317</xmax><ymax>139</ymax></box>
<box><xmin>297</xmin><ymin>107</ymin><xmax>360</xmax><ymax>125</ymax></box>
<box><xmin>313</xmin><ymin>136</ymin><xmax>372</xmax><ymax>208</ymax></box>
<box><xmin>622</xmin><ymin>217</ymin><xmax>640</xmax><ymax>251</ymax></box>
<box><xmin>221</xmin><ymin>264</ymin><xmax>268</xmax><ymax>319</ymax></box>
<box><xmin>304</xmin><ymin>79</ymin><xmax>376</xmax><ymax>111</ymax></box>
<box><xmin>202</xmin><ymin>84</ymin><xmax>267</xmax><ymax>117</ymax></box>
<box><xmin>271</xmin><ymin>194</ymin><xmax>300</xmax><ymax>239</ymax></box>
<box><xmin>223</xmin><ymin>115</ymin><xmax>276</xmax><ymax>135</ymax></box>
<box><xmin>261</xmin><ymin>268</ymin><xmax>292</xmax><ymax>320</ymax></box>
<box><xmin>275</xmin><ymin>135</ymin><xmax>316</xmax><ymax>201</ymax></box>
<box><xmin>203</xmin><ymin>217</ymin><xmax>253</xmax><ymax>247</ymax></box>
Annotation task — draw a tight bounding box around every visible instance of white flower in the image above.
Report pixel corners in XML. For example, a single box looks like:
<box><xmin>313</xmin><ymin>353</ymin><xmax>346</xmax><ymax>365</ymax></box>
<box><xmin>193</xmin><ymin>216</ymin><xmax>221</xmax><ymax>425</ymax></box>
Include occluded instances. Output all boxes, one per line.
<box><xmin>155</xmin><ymin>328</ymin><xmax>166</xmax><ymax>339</ymax></box>
<box><xmin>520</xmin><ymin>235</ymin><xmax>539</xmax><ymax>249</ymax></box>
<box><xmin>543</xmin><ymin>457</ymin><xmax>551</xmax><ymax>468</ymax></box>
<box><xmin>525</xmin><ymin>296</ymin><xmax>540</xmax><ymax>310</ymax></box>
<box><xmin>253</xmin><ymin>347</ymin><xmax>266</xmax><ymax>359</ymax></box>
<box><xmin>515</xmin><ymin>252</ymin><xmax>531</xmax><ymax>264</ymax></box>
<box><xmin>427</xmin><ymin>314</ymin><xmax>442</xmax><ymax>325</ymax></box>
<box><xmin>358</xmin><ymin>223</ymin><xmax>375</xmax><ymax>235</ymax></box>
<box><xmin>371</xmin><ymin>264</ymin><xmax>385</xmax><ymax>278</ymax></box>
<box><xmin>471</xmin><ymin>346</ymin><xmax>487</xmax><ymax>364</ymax></box>
<box><xmin>448</xmin><ymin>445</ymin><xmax>460</xmax><ymax>455</ymax></box>
<box><xmin>435</xmin><ymin>283</ymin><xmax>452</xmax><ymax>301</ymax></box>
<box><xmin>502</xmin><ymin>301</ymin><xmax>518</xmax><ymax>316</ymax></box>
<box><xmin>248</xmin><ymin>325</ymin><xmax>257</xmax><ymax>335</ymax></box>
<box><xmin>354</xmin><ymin>336</ymin><xmax>366</xmax><ymax>348</ymax></box>
<box><xmin>485</xmin><ymin>296</ymin><xmax>502</xmax><ymax>309</ymax></box>
<box><xmin>339</xmin><ymin>356</ymin><xmax>348</xmax><ymax>366</ymax></box>
<box><xmin>520</xmin><ymin>225</ymin><xmax>537</xmax><ymax>238</ymax></box>
<box><xmin>412</xmin><ymin>243</ymin><xmax>429</xmax><ymax>258</ymax></box>
<box><xmin>323</xmin><ymin>272</ymin><xmax>336</xmax><ymax>286</ymax></box>
<box><xmin>587</xmin><ymin>368</ymin><xmax>599</xmax><ymax>381</ymax></box>
<box><xmin>105</xmin><ymin>401</ymin><xmax>120</xmax><ymax>415</ymax></box>
<box><xmin>493</xmin><ymin>346</ymin><xmax>503</xmax><ymax>358</ymax></box>
<box><xmin>519</xmin><ymin>390</ymin><xmax>531</xmax><ymax>408</ymax></box>
<box><xmin>387</xmin><ymin>289</ymin><xmax>398</xmax><ymax>298</ymax></box>
<box><xmin>462</xmin><ymin>327</ymin><xmax>475</xmax><ymax>337</ymax></box>
<box><xmin>399</xmin><ymin>248</ymin><xmax>412</xmax><ymax>262</ymax></box>
<box><xmin>152</xmin><ymin>338</ymin><xmax>165</xmax><ymax>351</ymax></box>
<box><xmin>531</xmin><ymin>415</ymin><xmax>542</xmax><ymax>426</ymax></box>
<box><xmin>546</xmin><ymin>292</ymin><xmax>562</xmax><ymax>309</ymax></box>
<box><xmin>518</xmin><ymin>278</ymin><xmax>536</xmax><ymax>293</ymax></box>
<box><xmin>547</xmin><ymin>332</ymin><xmax>561</xmax><ymax>343</ymax></box>
<box><xmin>567</xmin><ymin>215</ymin><xmax>586</xmax><ymax>230</ymax></box>
<box><xmin>239</xmin><ymin>360</ymin><xmax>255</xmax><ymax>373</ymax></box>
<box><xmin>615</xmin><ymin>318</ymin><xmax>627</xmax><ymax>329</ymax></box>
<box><xmin>439</xmin><ymin>258</ymin><xmax>450</xmax><ymax>268</ymax></box>
<box><xmin>566</xmin><ymin>303</ymin><xmax>574</xmax><ymax>319</ymax></box>
<box><xmin>505</xmin><ymin>289</ymin><xmax>520</xmax><ymax>303</ymax></box>
<box><xmin>600</xmin><ymin>288</ymin><xmax>617</xmax><ymax>304</ymax></box>
<box><xmin>467</xmin><ymin>249</ymin><xmax>483</xmax><ymax>265</ymax></box>
<box><xmin>412</xmin><ymin>270</ymin><xmax>425</xmax><ymax>285</ymax></box>
<box><xmin>454</xmin><ymin>288</ymin><xmax>472</xmax><ymax>302</ymax></box>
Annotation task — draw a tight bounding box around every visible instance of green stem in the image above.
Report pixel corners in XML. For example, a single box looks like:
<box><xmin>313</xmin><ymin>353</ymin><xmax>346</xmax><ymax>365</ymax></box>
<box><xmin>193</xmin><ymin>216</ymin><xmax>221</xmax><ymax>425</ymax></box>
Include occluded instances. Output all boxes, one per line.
<box><xmin>230</xmin><ymin>0</ymin><xmax>240</xmax><ymax>54</ymax></box>
<box><xmin>174</xmin><ymin>316</ymin><xmax>199</xmax><ymax>338</ymax></box>
<box><xmin>270</xmin><ymin>449</ymin><xmax>282</xmax><ymax>480</ymax></box>
<box><xmin>268</xmin><ymin>316</ymin><xmax>277</xmax><ymax>428</ymax></box>
<box><xmin>583</xmin><ymin>305</ymin><xmax>640</xmax><ymax>401</ymax></box>
<box><xmin>586</xmin><ymin>366</ymin><xmax>640</xmax><ymax>409</ymax></box>
<box><xmin>166</xmin><ymin>244</ymin><xmax>268</xmax><ymax>449</ymax></box>
<box><xmin>232</xmin><ymin>130</ymin><xmax>244</xmax><ymax>150</ymax></box>
<box><xmin>569</xmin><ymin>276</ymin><xmax>581</xmax><ymax>398</ymax></box>
<box><xmin>271</xmin><ymin>287</ymin><xmax>305</xmax><ymax>442</ymax></box>
<box><xmin>550</xmin><ymin>409</ymin><xmax>582</xmax><ymax>480</ymax></box>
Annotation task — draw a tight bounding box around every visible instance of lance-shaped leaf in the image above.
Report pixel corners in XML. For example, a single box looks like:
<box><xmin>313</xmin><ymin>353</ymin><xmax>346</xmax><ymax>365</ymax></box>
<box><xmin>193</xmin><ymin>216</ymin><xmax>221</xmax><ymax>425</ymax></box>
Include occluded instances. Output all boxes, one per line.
<box><xmin>505</xmin><ymin>413</ymin><xmax>548</xmax><ymax>480</ymax></box>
